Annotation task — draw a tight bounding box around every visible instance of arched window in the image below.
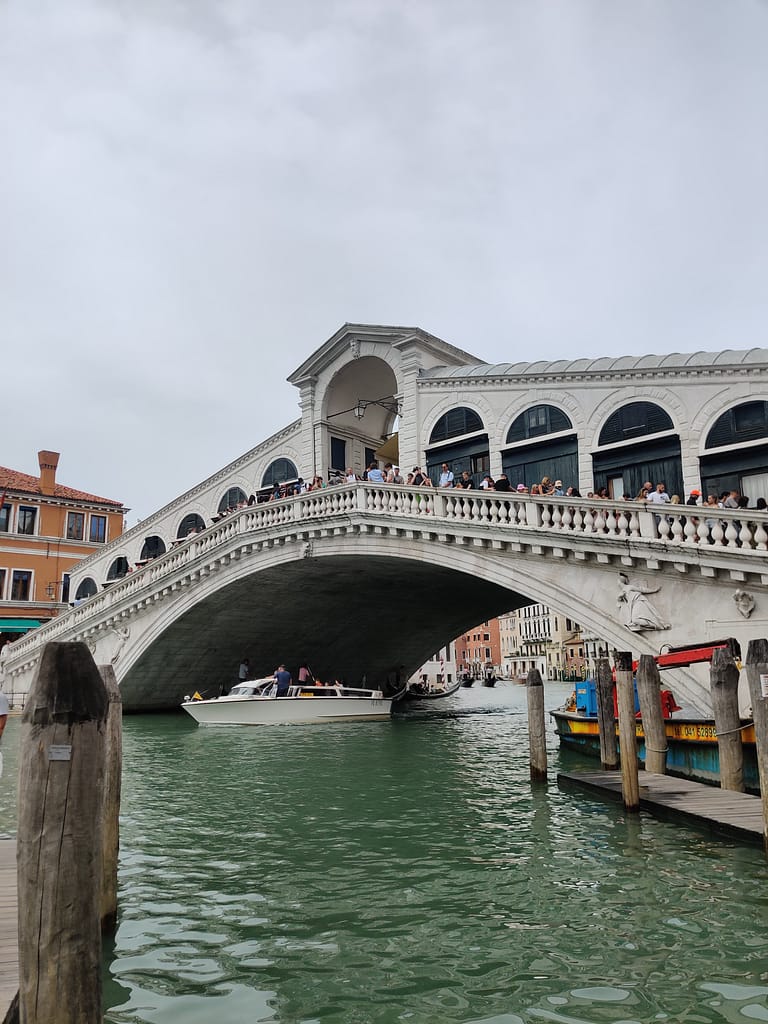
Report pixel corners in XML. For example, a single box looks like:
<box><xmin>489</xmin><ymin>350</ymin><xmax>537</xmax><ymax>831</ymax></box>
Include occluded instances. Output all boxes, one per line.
<box><xmin>598</xmin><ymin>402</ymin><xmax>673</xmax><ymax>447</ymax></box>
<box><xmin>506</xmin><ymin>405</ymin><xmax>572</xmax><ymax>444</ymax></box>
<box><xmin>218</xmin><ymin>487</ymin><xmax>247</xmax><ymax>513</ymax></box>
<box><xmin>262</xmin><ymin>458</ymin><xmax>298</xmax><ymax>487</ymax></box>
<box><xmin>75</xmin><ymin>578</ymin><xmax>97</xmax><ymax>600</ymax></box>
<box><xmin>177</xmin><ymin>513</ymin><xmax>205</xmax><ymax>539</ymax></box>
<box><xmin>429</xmin><ymin>408</ymin><xmax>484</xmax><ymax>444</ymax></box>
<box><xmin>705</xmin><ymin>401</ymin><xmax>768</xmax><ymax>449</ymax></box>
<box><xmin>106</xmin><ymin>557</ymin><xmax>129</xmax><ymax>581</ymax></box>
<box><xmin>140</xmin><ymin>536</ymin><xmax>166</xmax><ymax>560</ymax></box>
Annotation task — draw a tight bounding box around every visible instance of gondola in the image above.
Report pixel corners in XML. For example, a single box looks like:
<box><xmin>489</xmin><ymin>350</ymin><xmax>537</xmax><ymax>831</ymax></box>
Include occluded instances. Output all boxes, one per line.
<box><xmin>404</xmin><ymin>678</ymin><xmax>464</xmax><ymax>701</ymax></box>
<box><xmin>460</xmin><ymin>674</ymin><xmax>474</xmax><ymax>688</ymax></box>
<box><xmin>482</xmin><ymin>674</ymin><xmax>497</xmax><ymax>687</ymax></box>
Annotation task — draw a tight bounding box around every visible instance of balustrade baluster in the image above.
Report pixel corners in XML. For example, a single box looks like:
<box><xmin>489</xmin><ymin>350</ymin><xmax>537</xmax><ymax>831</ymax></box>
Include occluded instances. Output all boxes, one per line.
<box><xmin>616</xmin><ymin>509</ymin><xmax>629</xmax><ymax>538</ymax></box>
<box><xmin>516</xmin><ymin>501</ymin><xmax>527</xmax><ymax>527</ymax></box>
<box><xmin>683</xmin><ymin>517</ymin><xmax>697</xmax><ymax>544</ymax></box>
<box><xmin>605</xmin><ymin>508</ymin><xmax>617</xmax><ymax>536</ymax></box>
<box><xmin>656</xmin><ymin>514</ymin><xmax>671</xmax><ymax>542</ymax></box>
<box><xmin>561</xmin><ymin>506</ymin><xmax>572</xmax><ymax>531</ymax></box>
<box><xmin>584</xmin><ymin>508</ymin><xmax>594</xmax><ymax>533</ymax></box>
<box><xmin>754</xmin><ymin>518</ymin><xmax>768</xmax><ymax>551</ymax></box>
<box><xmin>670</xmin><ymin>514</ymin><xmax>684</xmax><ymax>543</ymax></box>
<box><xmin>541</xmin><ymin>504</ymin><xmax>552</xmax><ymax>529</ymax></box>
<box><xmin>739</xmin><ymin>521</ymin><xmax>754</xmax><ymax>549</ymax></box>
<box><xmin>724</xmin><ymin>518</ymin><xmax>739</xmax><ymax>548</ymax></box>
<box><xmin>572</xmin><ymin>507</ymin><xmax>583</xmax><ymax>532</ymax></box>
<box><xmin>594</xmin><ymin>508</ymin><xmax>606</xmax><ymax>534</ymax></box>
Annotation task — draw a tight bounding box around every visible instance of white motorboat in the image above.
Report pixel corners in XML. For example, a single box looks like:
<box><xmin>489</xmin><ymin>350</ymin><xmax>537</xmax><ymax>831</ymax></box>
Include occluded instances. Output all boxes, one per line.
<box><xmin>181</xmin><ymin>677</ymin><xmax>394</xmax><ymax>726</ymax></box>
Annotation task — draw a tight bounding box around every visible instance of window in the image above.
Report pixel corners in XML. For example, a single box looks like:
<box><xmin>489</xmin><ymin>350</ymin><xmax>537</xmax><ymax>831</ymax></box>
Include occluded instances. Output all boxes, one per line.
<box><xmin>11</xmin><ymin>570</ymin><xmax>32</xmax><ymax>601</ymax></box>
<box><xmin>61</xmin><ymin>574</ymin><xmax>71</xmax><ymax>603</ymax></box>
<box><xmin>430</xmin><ymin>408</ymin><xmax>484</xmax><ymax>444</ymax></box>
<box><xmin>706</xmin><ymin>402</ymin><xmax>768</xmax><ymax>449</ymax></box>
<box><xmin>140</xmin><ymin>536</ymin><xmax>166</xmax><ymax>560</ymax></box>
<box><xmin>75</xmin><ymin>578</ymin><xmax>97</xmax><ymax>601</ymax></box>
<box><xmin>17</xmin><ymin>506</ymin><xmax>36</xmax><ymax>535</ymax></box>
<box><xmin>506</xmin><ymin>405</ymin><xmax>573</xmax><ymax>444</ymax></box>
<box><xmin>261</xmin><ymin>458</ymin><xmax>299</xmax><ymax>488</ymax></box>
<box><xmin>598</xmin><ymin>402</ymin><xmax>673</xmax><ymax>447</ymax></box>
<box><xmin>330</xmin><ymin>437</ymin><xmax>346</xmax><ymax>472</ymax></box>
<box><xmin>66</xmin><ymin>512</ymin><xmax>85</xmax><ymax>540</ymax></box>
<box><xmin>0</xmin><ymin>568</ymin><xmax>5</xmax><ymax>598</ymax></box>
<box><xmin>89</xmin><ymin>515</ymin><xmax>107</xmax><ymax>543</ymax></box>
<box><xmin>218</xmin><ymin>487</ymin><xmax>247</xmax><ymax>513</ymax></box>
<box><xmin>485</xmin><ymin>647</ymin><xmax>491</xmax><ymax>660</ymax></box>
<box><xmin>106</xmin><ymin>557</ymin><xmax>129</xmax><ymax>581</ymax></box>
<box><xmin>0</xmin><ymin>505</ymin><xmax>9</xmax><ymax>532</ymax></box>
<box><xmin>177</xmin><ymin>513</ymin><xmax>205</xmax><ymax>539</ymax></box>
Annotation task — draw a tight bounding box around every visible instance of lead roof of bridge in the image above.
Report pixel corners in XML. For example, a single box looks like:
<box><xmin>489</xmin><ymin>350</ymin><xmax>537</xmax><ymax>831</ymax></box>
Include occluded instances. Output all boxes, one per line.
<box><xmin>418</xmin><ymin>348</ymin><xmax>768</xmax><ymax>378</ymax></box>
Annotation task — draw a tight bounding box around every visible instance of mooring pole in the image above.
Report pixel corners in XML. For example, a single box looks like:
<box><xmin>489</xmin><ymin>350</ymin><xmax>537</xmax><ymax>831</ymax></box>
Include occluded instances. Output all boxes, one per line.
<box><xmin>526</xmin><ymin>667</ymin><xmax>547</xmax><ymax>781</ymax></box>
<box><xmin>636</xmin><ymin>654</ymin><xmax>667</xmax><ymax>776</ymax></box>
<box><xmin>614</xmin><ymin>650</ymin><xmax>639</xmax><ymax>811</ymax></box>
<box><xmin>595</xmin><ymin>657</ymin><xmax>618</xmax><ymax>770</ymax></box>
<box><xmin>17</xmin><ymin>642</ymin><xmax>108</xmax><ymax>1024</ymax></box>
<box><xmin>710</xmin><ymin>646</ymin><xmax>744</xmax><ymax>793</ymax></box>
<box><xmin>744</xmin><ymin>639</ymin><xmax>768</xmax><ymax>853</ymax></box>
<box><xmin>98</xmin><ymin>664</ymin><xmax>123</xmax><ymax>934</ymax></box>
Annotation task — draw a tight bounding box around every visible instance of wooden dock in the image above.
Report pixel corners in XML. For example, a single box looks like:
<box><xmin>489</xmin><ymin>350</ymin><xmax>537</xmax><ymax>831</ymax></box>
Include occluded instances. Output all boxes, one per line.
<box><xmin>558</xmin><ymin>771</ymin><xmax>765</xmax><ymax>845</ymax></box>
<box><xmin>0</xmin><ymin>840</ymin><xmax>18</xmax><ymax>1019</ymax></box>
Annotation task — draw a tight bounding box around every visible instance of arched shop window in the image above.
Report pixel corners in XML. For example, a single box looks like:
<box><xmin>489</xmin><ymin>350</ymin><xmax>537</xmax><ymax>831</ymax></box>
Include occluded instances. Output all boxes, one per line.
<box><xmin>701</xmin><ymin>402</ymin><xmax>768</xmax><ymax>501</ymax></box>
<box><xmin>429</xmin><ymin>408</ymin><xmax>483</xmax><ymax>444</ymax></box>
<box><xmin>218</xmin><ymin>487</ymin><xmax>247</xmax><ymax>513</ymax></box>
<box><xmin>106</xmin><ymin>557</ymin><xmax>129</xmax><ymax>582</ymax></box>
<box><xmin>75</xmin><ymin>578</ymin><xmax>97</xmax><ymax>600</ymax></box>
<box><xmin>594</xmin><ymin>401</ymin><xmax>681</xmax><ymax>500</ymax></box>
<box><xmin>140</xmin><ymin>536</ymin><xmax>166</xmax><ymax>560</ymax></box>
<box><xmin>506</xmin><ymin>405</ymin><xmax>572</xmax><ymax>444</ymax></box>
<box><xmin>262</xmin><ymin>458</ymin><xmax>299</xmax><ymax>488</ymax></box>
<box><xmin>427</xmin><ymin>408</ymin><xmax>488</xmax><ymax>486</ymax></box>
<box><xmin>177</xmin><ymin>513</ymin><xmax>205</xmax><ymax>539</ymax></box>
<box><xmin>598</xmin><ymin>402</ymin><xmax>673</xmax><ymax>446</ymax></box>
<box><xmin>503</xmin><ymin>406</ymin><xmax>577</xmax><ymax>491</ymax></box>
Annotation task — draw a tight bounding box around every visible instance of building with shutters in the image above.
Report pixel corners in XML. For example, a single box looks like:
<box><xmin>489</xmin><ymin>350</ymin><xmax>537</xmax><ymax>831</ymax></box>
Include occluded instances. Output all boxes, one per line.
<box><xmin>0</xmin><ymin>451</ymin><xmax>126</xmax><ymax>646</ymax></box>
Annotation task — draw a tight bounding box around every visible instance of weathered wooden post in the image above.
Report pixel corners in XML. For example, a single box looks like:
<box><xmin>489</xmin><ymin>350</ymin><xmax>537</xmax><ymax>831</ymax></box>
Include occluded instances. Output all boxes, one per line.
<box><xmin>98</xmin><ymin>664</ymin><xmax>123</xmax><ymax>934</ymax></box>
<box><xmin>744</xmin><ymin>639</ymin><xmax>768</xmax><ymax>852</ymax></box>
<box><xmin>595</xmin><ymin>657</ymin><xmax>618</xmax><ymax>770</ymax></box>
<box><xmin>710</xmin><ymin>646</ymin><xmax>744</xmax><ymax>793</ymax></box>
<box><xmin>636</xmin><ymin>654</ymin><xmax>667</xmax><ymax>776</ymax></box>
<box><xmin>17</xmin><ymin>642</ymin><xmax>108</xmax><ymax>1024</ymax></box>
<box><xmin>526</xmin><ymin>667</ymin><xmax>547</xmax><ymax>781</ymax></box>
<box><xmin>614</xmin><ymin>650</ymin><xmax>639</xmax><ymax>811</ymax></box>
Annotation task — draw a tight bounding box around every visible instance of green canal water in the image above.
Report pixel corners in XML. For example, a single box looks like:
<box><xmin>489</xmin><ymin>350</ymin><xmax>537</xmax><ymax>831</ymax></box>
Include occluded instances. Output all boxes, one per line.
<box><xmin>2</xmin><ymin>683</ymin><xmax>767</xmax><ymax>1023</ymax></box>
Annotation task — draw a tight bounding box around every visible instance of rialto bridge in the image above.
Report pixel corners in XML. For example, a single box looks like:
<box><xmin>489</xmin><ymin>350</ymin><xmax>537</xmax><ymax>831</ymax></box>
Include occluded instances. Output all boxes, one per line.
<box><xmin>4</xmin><ymin>323</ymin><xmax>768</xmax><ymax>711</ymax></box>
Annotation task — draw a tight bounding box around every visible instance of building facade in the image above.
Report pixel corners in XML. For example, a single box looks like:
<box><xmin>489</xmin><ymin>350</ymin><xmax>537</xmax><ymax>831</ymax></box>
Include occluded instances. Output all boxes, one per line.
<box><xmin>0</xmin><ymin>451</ymin><xmax>126</xmax><ymax>645</ymax></box>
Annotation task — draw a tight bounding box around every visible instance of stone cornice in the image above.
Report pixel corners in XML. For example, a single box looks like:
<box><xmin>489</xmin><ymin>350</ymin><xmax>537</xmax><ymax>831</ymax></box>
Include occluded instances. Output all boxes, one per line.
<box><xmin>417</xmin><ymin>365</ymin><xmax>768</xmax><ymax>389</ymax></box>
<box><xmin>70</xmin><ymin>419</ymin><xmax>302</xmax><ymax>575</ymax></box>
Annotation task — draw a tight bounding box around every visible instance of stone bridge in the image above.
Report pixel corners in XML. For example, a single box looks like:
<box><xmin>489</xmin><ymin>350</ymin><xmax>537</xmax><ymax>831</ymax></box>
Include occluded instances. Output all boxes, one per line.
<box><xmin>3</xmin><ymin>484</ymin><xmax>767</xmax><ymax>712</ymax></box>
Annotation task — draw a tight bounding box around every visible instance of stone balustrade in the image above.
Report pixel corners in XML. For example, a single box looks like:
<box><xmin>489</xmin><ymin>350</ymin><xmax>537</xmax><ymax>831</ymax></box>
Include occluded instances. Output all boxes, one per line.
<box><xmin>4</xmin><ymin>484</ymin><xmax>767</xmax><ymax>671</ymax></box>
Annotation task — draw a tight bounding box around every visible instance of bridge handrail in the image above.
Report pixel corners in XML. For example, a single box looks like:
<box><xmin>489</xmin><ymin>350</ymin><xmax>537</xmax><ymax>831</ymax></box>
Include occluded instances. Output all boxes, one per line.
<box><xmin>3</xmin><ymin>484</ymin><xmax>767</xmax><ymax>667</ymax></box>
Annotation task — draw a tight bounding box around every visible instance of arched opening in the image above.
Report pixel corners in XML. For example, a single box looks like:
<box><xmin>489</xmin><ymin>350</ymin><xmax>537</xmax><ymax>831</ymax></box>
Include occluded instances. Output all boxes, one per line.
<box><xmin>502</xmin><ymin>405</ymin><xmax>578</xmax><ymax>489</ymax></box>
<box><xmin>593</xmin><ymin>401</ymin><xmax>681</xmax><ymax>499</ymax></box>
<box><xmin>106</xmin><ymin>557</ymin><xmax>129</xmax><ymax>582</ymax></box>
<box><xmin>140</xmin><ymin>536</ymin><xmax>167</xmax><ymax>560</ymax></box>
<box><xmin>426</xmin><ymin>408</ymin><xmax>488</xmax><ymax>486</ymax></box>
<box><xmin>218</xmin><ymin>487</ymin><xmax>247</xmax><ymax>513</ymax></box>
<box><xmin>325</xmin><ymin>357</ymin><xmax>400</xmax><ymax>477</ymax></box>
<box><xmin>177</xmin><ymin>513</ymin><xmax>205</xmax><ymax>539</ymax></box>
<box><xmin>261</xmin><ymin>460</ymin><xmax>298</xmax><ymax>489</ymax></box>
<box><xmin>701</xmin><ymin>401</ymin><xmax>768</xmax><ymax>501</ymax></box>
<box><xmin>75</xmin><ymin>577</ymin><xmax>97</xmax><ymax>600</ymax></box>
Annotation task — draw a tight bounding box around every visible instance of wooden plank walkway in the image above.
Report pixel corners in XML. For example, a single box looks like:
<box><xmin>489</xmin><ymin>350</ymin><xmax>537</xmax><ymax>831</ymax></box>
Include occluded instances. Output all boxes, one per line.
<box><xmin>559</xmin><ymin>771</ymin><xmax>766</xmax><ymax>845</ymax></box>
<box><xmin>0</xmin><ymin>840</ymin><xmax>18</xmax><ymax>1019</ymax></box>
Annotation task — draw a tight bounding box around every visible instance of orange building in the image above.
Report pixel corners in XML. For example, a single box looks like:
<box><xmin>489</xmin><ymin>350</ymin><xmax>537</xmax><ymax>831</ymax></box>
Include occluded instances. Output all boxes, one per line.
<box><xmin>0</xmin><ymin>451</ymin><xmax>126</xmax><ymax>644</ymax></box>
<box><xmin>456</xmin><ymin>618</ymin><xmax>503</xmax><ymax>677</ymax></box>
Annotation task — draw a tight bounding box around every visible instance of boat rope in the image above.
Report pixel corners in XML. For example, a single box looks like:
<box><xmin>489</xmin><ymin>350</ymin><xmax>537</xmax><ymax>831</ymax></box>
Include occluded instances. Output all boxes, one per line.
<box><xmin>715</xmin><ymin>723</ymin><xmax>754</xmax><ymax>737</ymax></box>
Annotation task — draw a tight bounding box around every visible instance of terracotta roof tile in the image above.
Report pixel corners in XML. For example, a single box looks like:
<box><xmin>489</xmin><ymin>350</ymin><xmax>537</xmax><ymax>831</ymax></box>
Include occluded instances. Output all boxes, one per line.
<box><xmin>0</xmin><ymin>466</ymin><xmax>124</xmax><ymax>507</ymax></box>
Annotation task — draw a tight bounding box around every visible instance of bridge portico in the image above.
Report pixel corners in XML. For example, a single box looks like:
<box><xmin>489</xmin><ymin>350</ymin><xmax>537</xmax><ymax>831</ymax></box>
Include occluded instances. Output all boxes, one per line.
<box><xmin>3</xmin><ymin>484</ymin><xmax>768</xmax><ymax>713</ymax></box>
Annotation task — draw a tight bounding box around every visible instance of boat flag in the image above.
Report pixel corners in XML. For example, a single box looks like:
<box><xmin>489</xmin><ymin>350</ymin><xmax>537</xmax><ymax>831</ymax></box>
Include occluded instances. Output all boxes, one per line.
<box><xmin>192</xmin><ymin>691</ymin><xmax>203</xmax><ymax>701</ymax></box>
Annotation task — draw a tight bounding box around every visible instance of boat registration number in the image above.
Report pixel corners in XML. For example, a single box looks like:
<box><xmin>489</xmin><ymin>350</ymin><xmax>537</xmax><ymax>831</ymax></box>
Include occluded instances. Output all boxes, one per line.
<box><xmin>668</xmin><ymin>723</ymin><xmax>717</xmax><ymax>741</ymax></box>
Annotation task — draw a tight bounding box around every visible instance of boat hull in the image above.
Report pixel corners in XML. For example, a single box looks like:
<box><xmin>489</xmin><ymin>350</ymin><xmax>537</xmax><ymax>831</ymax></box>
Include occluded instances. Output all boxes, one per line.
<box><xmin>550</xmin><ymin>710</ymin><xmax>760</xmax><ymax>791</ymax></box>
<box><xmin>182</xmin><ymin>694</ymin><xmax>393</xmax><ymax>726</ymax></box>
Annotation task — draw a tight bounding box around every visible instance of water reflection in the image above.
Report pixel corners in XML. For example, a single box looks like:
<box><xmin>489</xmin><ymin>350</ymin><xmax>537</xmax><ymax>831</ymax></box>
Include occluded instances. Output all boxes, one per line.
<box><xmin>5</xmin><ymin>684</ymin><xmax>766</xmax><ymax>1023</ymax></box>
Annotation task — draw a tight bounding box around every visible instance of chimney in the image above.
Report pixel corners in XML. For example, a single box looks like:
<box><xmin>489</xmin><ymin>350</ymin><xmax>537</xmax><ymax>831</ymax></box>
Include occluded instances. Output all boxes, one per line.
<box><xmin>38</xmin><ymin>450</ymin><xmax>60</xmax><ymax>496</ymax></box>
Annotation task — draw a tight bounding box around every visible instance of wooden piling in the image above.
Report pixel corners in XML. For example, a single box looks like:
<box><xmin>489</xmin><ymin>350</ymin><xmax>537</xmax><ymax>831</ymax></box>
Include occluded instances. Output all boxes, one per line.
<box><xmin>710</xmin><ymin>646</ymin><xmax>744</xmax><ymax>793</ymax></box>
<box><xmin>526</xmin><ymin>668</ymin><xmax>547</xmax><ymax>782</ymax></box>
<box><xmin>595</xmin><ymin>657</ymin><xmax>618</xmax><ymax>770</ymax></box>
<box><xmin>17</xmin><ymin>642</ymin><xmax>108</xmax><ymax>1024</ymax></box>
<box><xmin>636</xmin><ymin>654</ymin><xmax>667</xmax><ymax>776</ymax></box>
<box><xmin>744</xmin><ymin>639</ymin><xmax>768</xmax><ymax>853</ymax></box>
<box><xmin>98</xmin><ymin>664</ymin><xmax>122</xmax><ymax>934</ymax></box>
<box><xmin>614</xmin><ymin>650</ymin><xmax>639</xmax><ymax>812</ymax></box>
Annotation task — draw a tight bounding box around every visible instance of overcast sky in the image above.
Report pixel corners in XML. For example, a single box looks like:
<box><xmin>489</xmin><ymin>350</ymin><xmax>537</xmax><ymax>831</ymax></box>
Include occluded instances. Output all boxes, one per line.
<box><xmin>3</xmin><ymin>0</ymin><xmax>767</xmax><ymax>521</ymax></box>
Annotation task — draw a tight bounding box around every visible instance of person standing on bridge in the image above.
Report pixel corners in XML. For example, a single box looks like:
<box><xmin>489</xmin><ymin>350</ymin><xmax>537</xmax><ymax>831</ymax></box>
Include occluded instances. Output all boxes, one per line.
<box><xmin>439</xmin><ymin>463</ymin><xmax>454</xmax><ymax>487</ymax></box>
